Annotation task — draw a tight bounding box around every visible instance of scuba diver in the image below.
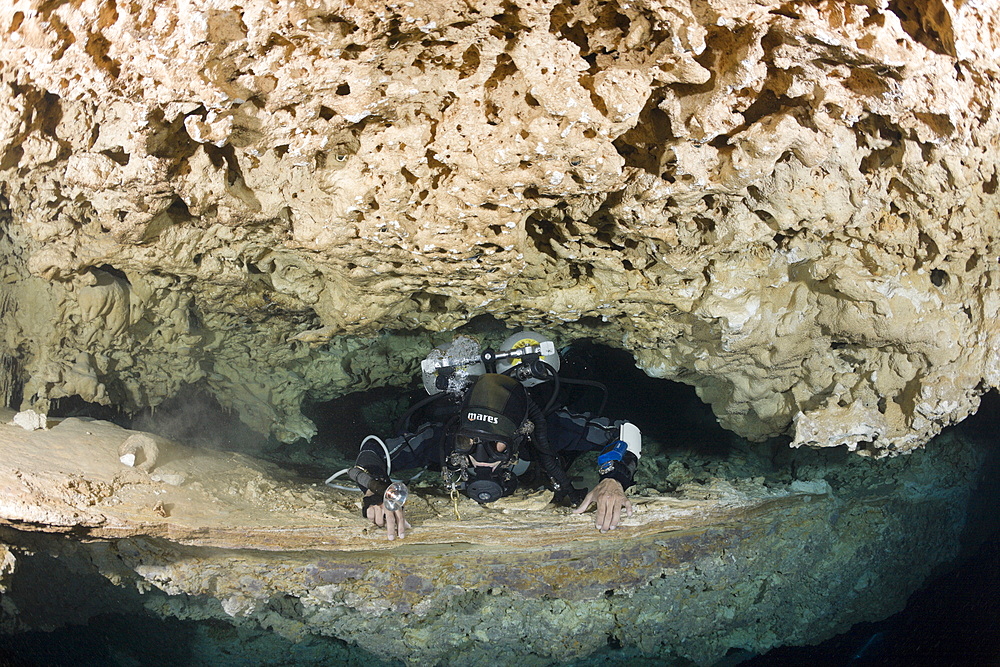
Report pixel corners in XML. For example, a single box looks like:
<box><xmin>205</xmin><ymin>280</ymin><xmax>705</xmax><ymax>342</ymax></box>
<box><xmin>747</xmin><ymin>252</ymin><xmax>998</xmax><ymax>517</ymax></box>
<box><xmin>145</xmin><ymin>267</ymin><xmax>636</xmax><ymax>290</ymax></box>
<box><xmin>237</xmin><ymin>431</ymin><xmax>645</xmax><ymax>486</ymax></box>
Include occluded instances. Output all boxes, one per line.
<box><xmin>331</xmin><ymin>332</ymin><xmax>642</xmax><ymax>541</ymax></box>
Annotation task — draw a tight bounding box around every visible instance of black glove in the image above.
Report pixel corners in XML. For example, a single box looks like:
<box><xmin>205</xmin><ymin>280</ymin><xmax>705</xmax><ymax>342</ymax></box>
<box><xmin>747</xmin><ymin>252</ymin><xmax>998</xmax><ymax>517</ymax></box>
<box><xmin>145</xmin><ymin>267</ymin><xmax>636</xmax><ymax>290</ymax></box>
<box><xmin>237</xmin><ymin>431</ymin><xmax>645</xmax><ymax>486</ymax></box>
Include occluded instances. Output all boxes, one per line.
<box><xmin>361</xmin><ymin>491</ymin><xmax>383</xmax><ymax>519</ymax></box>
<box><xmin>349</xmin><ymin>466</ymin><xmax>391</xmax><ymax>519</ymax></box>
<box><xmin>554</xmin><ymin>485</ymin><xmax>588</xmax><ymax>507</ymax></box>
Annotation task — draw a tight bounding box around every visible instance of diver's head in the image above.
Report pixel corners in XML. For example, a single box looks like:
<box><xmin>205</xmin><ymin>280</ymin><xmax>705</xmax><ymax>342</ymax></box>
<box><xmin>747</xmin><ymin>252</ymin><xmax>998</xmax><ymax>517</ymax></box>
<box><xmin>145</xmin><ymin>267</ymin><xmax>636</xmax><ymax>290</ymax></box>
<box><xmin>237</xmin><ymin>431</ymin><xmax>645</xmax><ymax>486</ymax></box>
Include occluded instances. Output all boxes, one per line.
<box><xmin>456</xmin><ymin>373</ymin><xmax>528</xmax><ymax>457</ymax></box>
<box><xmin>446</xmin><ymin>374</ymin><xmax>529</xmax><ymax>502</ymax></box>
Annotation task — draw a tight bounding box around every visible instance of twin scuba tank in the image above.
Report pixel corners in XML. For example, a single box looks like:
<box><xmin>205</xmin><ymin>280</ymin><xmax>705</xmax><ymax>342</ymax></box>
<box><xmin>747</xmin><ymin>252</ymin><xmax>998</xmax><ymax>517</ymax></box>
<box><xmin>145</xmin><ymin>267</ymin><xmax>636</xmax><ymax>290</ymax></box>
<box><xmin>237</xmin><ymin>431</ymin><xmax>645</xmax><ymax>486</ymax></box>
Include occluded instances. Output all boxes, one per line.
<box><xmin>422</xmin><ymin>331</ymin><xmax>560</xmax><ymax>503</ymax></box>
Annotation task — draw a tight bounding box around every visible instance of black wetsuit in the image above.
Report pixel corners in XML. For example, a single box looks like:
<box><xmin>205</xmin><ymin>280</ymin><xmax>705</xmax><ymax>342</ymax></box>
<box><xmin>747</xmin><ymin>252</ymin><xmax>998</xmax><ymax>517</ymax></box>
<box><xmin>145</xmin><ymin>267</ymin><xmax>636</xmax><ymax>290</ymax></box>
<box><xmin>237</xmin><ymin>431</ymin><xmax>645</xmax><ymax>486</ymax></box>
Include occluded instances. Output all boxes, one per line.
<box><xmin>355</xmin><ymin>404</ymin><xmax>639</xmax><ymax>495</ymax></box>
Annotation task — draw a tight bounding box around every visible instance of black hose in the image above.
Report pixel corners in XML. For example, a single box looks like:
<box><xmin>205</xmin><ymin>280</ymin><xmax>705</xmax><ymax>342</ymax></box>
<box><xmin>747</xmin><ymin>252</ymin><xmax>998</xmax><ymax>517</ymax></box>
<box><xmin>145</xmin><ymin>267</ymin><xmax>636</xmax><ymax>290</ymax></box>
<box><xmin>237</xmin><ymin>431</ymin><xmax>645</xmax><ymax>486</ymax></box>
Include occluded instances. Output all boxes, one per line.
<box><xmin>534</xmin><ymin>362</ymin><xmax>562</xmax><ymax>415</ymax></box>
<box><xmin>526</xmin><ymin>396</ymin><xmax>574</xmax><ymax>493</ymax></box>
<box><xmin>556</xmin><ymin>377</ymin><xmax>608</xmax><ymax>415</ymax></box>
<box><xmin>394</xmin><ymin>390</ymin><xmax>449</xmax><ymax>435</ymax></box>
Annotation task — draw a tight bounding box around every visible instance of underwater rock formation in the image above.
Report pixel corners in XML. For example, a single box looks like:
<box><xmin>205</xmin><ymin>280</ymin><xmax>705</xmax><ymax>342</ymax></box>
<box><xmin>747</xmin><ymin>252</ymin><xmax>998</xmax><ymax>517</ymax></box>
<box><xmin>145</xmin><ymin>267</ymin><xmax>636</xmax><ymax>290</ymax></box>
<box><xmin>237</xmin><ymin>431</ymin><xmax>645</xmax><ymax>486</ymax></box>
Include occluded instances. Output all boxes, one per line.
<box><xmin>3</xmin><ymin>2</ymin><xmax>1000</xmax><ymax>662</ymax></box>
<box><xmin>0</xmin><ymin>408</ymin><xmax>992</xmax><ymax>665</ymax></box>
<box><xmin>1</xmin><ymin>0</ymin><xmax>999</xmax><ymax>452</ymax></box>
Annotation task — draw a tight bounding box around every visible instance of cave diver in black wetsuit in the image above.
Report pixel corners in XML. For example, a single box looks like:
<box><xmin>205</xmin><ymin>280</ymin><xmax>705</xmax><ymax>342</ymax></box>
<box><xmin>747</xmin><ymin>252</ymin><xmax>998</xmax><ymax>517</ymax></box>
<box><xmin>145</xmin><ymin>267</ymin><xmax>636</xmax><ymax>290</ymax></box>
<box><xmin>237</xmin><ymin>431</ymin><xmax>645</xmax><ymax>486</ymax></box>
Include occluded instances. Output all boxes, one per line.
<box><xmin>327</xmin><ymin>331</ymin><xmax>642</xmax><ymax>541</ymax></box>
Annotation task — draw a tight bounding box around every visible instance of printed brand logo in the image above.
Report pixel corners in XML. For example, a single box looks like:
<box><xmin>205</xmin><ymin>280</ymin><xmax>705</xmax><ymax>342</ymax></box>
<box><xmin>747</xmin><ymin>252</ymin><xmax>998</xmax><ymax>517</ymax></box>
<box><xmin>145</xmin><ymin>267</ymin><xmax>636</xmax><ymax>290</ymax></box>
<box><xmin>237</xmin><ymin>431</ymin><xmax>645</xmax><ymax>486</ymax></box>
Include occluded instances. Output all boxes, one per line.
<box><xmin>467</xmin><ymin>412</ymin><xmax>499</xmax><ymax>424</ymax></box>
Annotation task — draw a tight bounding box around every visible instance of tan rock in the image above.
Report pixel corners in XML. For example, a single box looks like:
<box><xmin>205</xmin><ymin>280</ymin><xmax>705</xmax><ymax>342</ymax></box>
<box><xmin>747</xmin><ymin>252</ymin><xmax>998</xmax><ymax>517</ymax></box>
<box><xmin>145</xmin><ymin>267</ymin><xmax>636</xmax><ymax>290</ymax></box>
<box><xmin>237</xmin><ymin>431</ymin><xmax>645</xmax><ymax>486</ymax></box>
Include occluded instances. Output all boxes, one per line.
<box><xmin>118</xmin><ymin>433</ymin><xmax>161</xmax><ymax>472</ymax></box>
<box><xmin>0</xmin><ymin>0</ymin><xmax>998</xmax><ymax>455</ymax></box>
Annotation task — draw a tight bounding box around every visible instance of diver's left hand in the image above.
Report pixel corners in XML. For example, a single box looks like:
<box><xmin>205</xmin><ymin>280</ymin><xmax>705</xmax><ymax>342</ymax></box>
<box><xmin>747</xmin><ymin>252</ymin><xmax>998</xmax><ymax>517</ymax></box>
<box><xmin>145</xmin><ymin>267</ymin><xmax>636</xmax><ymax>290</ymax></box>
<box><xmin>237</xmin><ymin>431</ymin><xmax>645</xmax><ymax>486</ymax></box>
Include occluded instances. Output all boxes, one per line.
<box><xmin>364</xmin><ymin>490</ymin><xmax>411</xmax><ymax>541</ymax></box>
<box><xmin>573</xmin><ymin>478</ymin><xmax>633</xmax><ymax>532</ymax></box>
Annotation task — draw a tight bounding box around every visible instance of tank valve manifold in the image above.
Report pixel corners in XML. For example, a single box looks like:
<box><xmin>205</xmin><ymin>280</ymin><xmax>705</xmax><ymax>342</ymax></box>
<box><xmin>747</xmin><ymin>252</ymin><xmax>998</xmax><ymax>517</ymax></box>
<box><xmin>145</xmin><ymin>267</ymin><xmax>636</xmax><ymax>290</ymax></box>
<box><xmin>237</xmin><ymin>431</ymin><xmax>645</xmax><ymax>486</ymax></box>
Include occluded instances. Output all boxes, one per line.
<box><xmin>421</xmin><ymin>331</ymin><xmax>560</xmax><ymax>394</ymax></box>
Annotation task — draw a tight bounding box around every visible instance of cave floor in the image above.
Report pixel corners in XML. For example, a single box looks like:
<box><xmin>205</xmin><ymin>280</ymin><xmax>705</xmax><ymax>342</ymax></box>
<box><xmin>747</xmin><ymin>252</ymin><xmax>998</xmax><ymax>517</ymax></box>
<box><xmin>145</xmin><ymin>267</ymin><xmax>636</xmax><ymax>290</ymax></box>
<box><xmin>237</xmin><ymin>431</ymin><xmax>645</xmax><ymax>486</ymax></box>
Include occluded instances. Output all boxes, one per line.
<box><xmin>3</xmin><ymin>409</ymin><xmax>990</xmax><ymax>666</ymax></box>
<box><xmin>0</xmin><ymin>408</ymin><xmax>819</xmax><ymax>552</ymax></box>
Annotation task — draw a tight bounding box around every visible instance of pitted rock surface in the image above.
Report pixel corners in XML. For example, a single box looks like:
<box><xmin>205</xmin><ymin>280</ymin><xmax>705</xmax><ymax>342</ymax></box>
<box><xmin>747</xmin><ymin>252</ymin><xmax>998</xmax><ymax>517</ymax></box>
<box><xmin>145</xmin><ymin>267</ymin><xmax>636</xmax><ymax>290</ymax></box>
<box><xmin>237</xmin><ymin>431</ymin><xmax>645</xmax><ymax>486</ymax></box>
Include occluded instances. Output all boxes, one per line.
<box><xmin>1</xmin><ymin>1</ymin><xmax>1000</xmax><ymax>452</ymax></box>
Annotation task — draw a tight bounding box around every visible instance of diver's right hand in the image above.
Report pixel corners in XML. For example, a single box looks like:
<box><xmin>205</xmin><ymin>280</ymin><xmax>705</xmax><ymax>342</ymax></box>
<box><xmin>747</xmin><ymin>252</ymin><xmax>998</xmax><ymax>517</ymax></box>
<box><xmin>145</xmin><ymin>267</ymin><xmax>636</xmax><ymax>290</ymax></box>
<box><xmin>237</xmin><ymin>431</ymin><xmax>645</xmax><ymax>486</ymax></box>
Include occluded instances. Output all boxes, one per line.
<box><xmin>364</xmin><ymin>490</ymin><xmax>411</xmax><ymax>541</ymax></box>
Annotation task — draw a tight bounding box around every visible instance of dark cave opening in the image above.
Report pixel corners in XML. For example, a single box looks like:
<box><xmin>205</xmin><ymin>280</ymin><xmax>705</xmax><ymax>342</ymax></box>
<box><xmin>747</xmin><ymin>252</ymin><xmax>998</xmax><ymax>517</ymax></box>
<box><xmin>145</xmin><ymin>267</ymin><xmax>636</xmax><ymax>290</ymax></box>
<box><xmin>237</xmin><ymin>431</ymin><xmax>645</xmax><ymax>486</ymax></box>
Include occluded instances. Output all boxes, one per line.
<box><xmin>300</xmin><ymin>339</ymin><xmax>862</xmax><ymax>496</ymax></box>
<box><xmin>38</xmin><ymin>338</ymin><xmax>969</xmax><ymax>494</ymax></box>
<box><xmin>36</xmin><ymin>344</ymin><xmax>1000</xmax><ymax>508</ymax></box>
<box><xmin>304</xmin><ymin>338</ymin><xmax>731</xmax><ymax>464</ymax></box>
<box><xmin>39</xmin><ymin>338</ymin><xmax>732</xmax><ymax>482</ymax></box>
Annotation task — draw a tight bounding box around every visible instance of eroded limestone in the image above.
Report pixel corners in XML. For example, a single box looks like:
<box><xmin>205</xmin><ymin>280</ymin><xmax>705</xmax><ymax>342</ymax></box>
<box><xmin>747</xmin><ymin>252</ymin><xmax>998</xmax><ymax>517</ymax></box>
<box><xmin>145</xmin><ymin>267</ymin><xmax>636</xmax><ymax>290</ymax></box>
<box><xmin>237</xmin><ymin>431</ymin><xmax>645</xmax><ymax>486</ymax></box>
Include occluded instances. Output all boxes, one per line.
<box><xmin>1</xmin><ymin>1</ymin><xmax>999</xmax><ymax>453</ymax></box>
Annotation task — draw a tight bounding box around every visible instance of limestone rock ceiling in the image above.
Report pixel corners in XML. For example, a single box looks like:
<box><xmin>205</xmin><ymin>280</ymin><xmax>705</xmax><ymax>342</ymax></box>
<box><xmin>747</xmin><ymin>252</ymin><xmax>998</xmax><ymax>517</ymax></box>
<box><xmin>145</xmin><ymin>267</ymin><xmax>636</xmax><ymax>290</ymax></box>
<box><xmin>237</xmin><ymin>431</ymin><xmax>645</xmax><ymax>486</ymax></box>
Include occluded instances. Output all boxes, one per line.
<box><xmin>0</xmin><ymin>0</ymin><xmax>998</xmax><ymax>452</ymax></box>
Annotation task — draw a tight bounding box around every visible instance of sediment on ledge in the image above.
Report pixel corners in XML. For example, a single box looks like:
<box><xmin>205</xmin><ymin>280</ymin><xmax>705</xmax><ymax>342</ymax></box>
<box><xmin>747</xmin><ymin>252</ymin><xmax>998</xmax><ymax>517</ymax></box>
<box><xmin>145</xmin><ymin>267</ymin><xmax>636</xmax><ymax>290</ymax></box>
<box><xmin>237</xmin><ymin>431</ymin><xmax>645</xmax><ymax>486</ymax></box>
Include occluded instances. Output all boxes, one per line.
<box><xmin>1</xmin><ymin>400</ymin><xmax>997</xmax><ymax>665</ymax></box>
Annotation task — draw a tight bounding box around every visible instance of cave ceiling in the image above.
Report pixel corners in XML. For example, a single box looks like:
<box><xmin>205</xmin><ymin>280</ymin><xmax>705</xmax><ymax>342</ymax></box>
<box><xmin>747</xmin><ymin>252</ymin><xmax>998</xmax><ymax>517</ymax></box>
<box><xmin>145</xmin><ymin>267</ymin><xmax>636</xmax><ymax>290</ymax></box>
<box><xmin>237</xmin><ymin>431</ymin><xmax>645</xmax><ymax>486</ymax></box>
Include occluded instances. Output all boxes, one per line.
<box><xmin>1</xmin><ymin>0</ymin><xmax>999</xmax><ymax>453</ymax></box>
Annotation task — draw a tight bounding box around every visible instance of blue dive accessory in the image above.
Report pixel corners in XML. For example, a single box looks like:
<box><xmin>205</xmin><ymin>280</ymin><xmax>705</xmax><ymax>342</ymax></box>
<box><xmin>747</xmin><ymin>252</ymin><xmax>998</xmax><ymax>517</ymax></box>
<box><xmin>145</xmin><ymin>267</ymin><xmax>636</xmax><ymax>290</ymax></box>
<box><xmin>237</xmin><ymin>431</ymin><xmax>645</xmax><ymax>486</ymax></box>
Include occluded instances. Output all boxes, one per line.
<box><xmin>598</xmin><ymin>439</ymin><xmax>628</xmax><ymax>474</ymax></box>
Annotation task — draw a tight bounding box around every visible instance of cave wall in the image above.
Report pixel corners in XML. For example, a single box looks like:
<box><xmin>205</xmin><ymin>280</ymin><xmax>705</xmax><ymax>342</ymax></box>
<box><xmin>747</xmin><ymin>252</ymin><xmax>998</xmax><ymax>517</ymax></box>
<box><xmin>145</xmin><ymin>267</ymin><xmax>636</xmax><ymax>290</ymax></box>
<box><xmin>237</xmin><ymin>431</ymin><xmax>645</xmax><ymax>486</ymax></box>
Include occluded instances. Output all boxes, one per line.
<box><xmin>1</xmin><ymin>0</ymin><xmax>999</xmax><ymax>452</ymax></box>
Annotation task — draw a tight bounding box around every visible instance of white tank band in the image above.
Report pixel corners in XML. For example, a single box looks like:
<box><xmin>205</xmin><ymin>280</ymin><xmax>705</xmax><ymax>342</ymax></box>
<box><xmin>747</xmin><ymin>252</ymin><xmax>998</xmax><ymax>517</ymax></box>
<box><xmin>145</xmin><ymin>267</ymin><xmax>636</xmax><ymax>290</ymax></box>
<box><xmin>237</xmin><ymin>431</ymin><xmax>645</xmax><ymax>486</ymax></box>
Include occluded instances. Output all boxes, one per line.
<box><xmin>619</xmin><ymin>422</ymin><xmax>642</xmax><ymax>459</ymax></box>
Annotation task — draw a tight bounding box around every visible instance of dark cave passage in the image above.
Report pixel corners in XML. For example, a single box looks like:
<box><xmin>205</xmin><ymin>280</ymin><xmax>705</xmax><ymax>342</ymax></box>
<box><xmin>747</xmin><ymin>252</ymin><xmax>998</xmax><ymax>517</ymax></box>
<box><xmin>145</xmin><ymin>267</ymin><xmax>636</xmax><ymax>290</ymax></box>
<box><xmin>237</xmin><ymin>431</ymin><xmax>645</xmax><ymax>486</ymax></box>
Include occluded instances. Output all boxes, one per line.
<box><xmin>38</xmin><ymin>338</ymin><xmax>732</xmax><ymax>481</ymax></box>
<box><xmin>38</xmin><ymin>342</ymin><xmax>1000</xmax><ymax>508</ymax></box>
<box><xmin>303</xmin><ymin>338</ymin><xmax>732</xmax><ymax>466</ymax></box>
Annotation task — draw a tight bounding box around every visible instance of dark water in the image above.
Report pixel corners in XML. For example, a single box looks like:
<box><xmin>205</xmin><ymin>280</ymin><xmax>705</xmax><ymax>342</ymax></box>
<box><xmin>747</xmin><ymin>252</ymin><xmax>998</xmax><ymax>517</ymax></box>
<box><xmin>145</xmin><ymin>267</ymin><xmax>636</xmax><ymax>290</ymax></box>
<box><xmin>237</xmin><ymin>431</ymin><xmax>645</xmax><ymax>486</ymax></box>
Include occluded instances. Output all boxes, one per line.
<box><xmin>0</xmin><ymin>614</ymin><xmax>399</xmax><ymax>666</ymax></box>
<box><xmin>745</xmin><ymin>391</ymin><xmax>1000</xmax><ymax>667</ymax></box>
<box><xmin>744</xmin><ymin>527</ymin><xmax>1000</xmax><ymax>666</ymax></box>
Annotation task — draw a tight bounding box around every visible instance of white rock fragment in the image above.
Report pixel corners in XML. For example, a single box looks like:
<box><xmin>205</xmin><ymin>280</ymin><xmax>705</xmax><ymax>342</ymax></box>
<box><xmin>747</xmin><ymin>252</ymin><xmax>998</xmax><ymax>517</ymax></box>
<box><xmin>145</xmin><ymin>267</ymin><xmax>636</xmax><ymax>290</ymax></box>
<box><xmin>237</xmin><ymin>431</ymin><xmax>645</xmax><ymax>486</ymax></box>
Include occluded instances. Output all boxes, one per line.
<box><xmin>11</xmin><ymin>410</ymin><xmax>47</xmax><ymax>431</ymax></box>
<box><xmin>118</xmin><ymin>433</ymin><xmax>161</xmax><ymax>472</ymax></box>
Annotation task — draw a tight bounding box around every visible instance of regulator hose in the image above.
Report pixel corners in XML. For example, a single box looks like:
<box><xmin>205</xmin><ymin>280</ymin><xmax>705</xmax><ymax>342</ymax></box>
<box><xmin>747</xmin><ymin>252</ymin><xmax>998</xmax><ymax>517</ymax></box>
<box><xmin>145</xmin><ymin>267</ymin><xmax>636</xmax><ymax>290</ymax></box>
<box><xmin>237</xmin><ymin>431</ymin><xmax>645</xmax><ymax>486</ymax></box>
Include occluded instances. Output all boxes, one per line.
<box><xmin>394</xmin><ymin>390</ymin><xmax>449</xmax><ymax>435</ymax></box>
<box><xmin>526</xmin><ymin>396</ymin><xmax>575</xmax><ymax>496</ymax></box>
